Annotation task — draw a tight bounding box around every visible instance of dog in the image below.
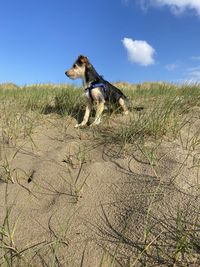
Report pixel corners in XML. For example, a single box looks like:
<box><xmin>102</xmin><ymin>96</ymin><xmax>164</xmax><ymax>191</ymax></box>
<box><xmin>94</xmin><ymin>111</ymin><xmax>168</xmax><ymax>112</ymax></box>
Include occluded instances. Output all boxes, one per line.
<box><xmin>65</xmin><ymin>55</ymin><xmax>129</xmax><ymax>128</ymax></box>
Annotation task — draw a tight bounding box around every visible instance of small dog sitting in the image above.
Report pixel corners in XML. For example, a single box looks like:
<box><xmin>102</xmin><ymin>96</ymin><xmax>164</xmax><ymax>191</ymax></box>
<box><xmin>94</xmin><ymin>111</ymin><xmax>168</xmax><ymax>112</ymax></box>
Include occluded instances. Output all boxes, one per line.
<box><xmin>65</xmin><ymin>55</ymin><xmax>129</xmax><ymax>128</ymax></box>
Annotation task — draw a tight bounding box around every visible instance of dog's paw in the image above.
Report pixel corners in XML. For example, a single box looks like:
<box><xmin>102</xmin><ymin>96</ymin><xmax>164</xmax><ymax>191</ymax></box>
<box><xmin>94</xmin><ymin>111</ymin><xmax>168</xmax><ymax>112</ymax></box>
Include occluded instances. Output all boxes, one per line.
<box><xmin>75</xmin><ymin>123</ymin><xmax>87</xmax><ymax>128</ymax></box>
<box><xmin>90</xmin><ymin>118</ymin><xmax>101</xmax><ymax>127</ymax></box>
<box><xmin>123</xmin><ymin>111</ymin><xmax>129</xmax><ymax>115</ymax></box>
<box><xmin>89</xmin><ymin>123</ymin><xmax>96</xmax><ymax>127</ymax></box>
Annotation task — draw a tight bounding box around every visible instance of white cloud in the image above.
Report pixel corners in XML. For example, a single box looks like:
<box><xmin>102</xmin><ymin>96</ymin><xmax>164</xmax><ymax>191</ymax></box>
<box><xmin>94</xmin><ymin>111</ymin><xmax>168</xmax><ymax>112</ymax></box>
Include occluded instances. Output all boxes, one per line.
<box><xmin>122</xmin><ymin>37</ymin><xmax>155</xmax><ymax>66</ymax></box>
<box><xmin>190</xmin><ymin>56</ymin><xmax>200</xmax><ymax>61</ymax></box>
<box><xmin>165</xmin><ymin>63</ymin><xmax>178</xmax><ymax>71</ymax></box>
<box><xmin>138</xmin><ymin>0</ymin><xmax>200</xmax><ymax>16</ymax></box>
<box><xmin>186</xmin><ymin>66</ymin><xmax>200</xmax><ymax>81</ymax></box>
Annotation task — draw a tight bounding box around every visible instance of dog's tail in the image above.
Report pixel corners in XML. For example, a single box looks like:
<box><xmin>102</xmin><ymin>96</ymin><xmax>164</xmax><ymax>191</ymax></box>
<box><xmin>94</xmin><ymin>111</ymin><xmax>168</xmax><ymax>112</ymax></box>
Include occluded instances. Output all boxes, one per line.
<box><xmin>124</xmin><ymin>95</ymin><xmax>144</xmax><ymax>112</ymax></box>
<box><xmin>124</xmin><ymin>95</ymin><xmax>132</xmax><ymax>111</ymax></box>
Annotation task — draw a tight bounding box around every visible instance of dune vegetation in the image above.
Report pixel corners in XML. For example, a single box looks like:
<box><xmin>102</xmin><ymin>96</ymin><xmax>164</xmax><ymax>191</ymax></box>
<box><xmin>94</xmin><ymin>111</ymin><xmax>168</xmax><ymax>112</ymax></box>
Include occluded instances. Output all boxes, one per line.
<box><xmin>0</xmin><ymin>82</ymin><xmax>200</xmax><ymax>266</ymax></box>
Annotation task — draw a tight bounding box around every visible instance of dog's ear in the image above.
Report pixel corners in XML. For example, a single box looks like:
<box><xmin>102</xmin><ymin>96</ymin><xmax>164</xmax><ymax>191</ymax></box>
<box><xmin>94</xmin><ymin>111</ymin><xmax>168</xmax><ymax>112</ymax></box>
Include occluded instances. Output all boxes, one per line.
<box><xmin>77</xmin><ymin>55</ymin><xmax>89</xmax><ymax>65</ymax></box>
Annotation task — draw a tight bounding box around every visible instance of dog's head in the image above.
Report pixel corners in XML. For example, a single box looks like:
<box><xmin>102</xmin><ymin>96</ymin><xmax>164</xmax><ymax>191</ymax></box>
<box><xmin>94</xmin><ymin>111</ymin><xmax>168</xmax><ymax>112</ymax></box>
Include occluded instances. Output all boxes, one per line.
<box><xmin>65</xmin><ymin>55</ymin><xmax>89</xmax><ymax>80</ymax></box>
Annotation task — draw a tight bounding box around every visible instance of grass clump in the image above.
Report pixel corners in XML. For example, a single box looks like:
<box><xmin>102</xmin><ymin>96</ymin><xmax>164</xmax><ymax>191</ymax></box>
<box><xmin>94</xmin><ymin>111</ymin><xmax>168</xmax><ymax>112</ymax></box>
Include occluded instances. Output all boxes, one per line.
<box><xmin>0</xmin><ymin>83</ymin><xmax>83</xmax><ymax>114</ymax></box>
<box><xmin>107</xmin><ymin>83</ymin><xmax>200</xmax><ymax>148</ymax></box>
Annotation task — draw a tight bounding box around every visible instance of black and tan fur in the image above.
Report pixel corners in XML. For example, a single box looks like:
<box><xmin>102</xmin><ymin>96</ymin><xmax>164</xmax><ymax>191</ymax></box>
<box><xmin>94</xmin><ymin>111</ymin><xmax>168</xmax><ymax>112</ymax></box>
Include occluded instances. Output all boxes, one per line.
<box><xmin>65</xmin><ymin>55</ymin><xmax>129</xmax><ymax>127</ymax></box>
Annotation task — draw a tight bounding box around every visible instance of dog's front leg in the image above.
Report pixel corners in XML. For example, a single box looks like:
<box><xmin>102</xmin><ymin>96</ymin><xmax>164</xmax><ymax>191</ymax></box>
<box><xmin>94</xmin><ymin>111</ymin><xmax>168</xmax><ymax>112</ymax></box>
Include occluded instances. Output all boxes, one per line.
<box><xmin>90</xmin><ymin>101</ymin><xmax>105</xmax><ymax>126</ymax></box>
<box><xmin>75</xmin><ymin>100</ymin><xmax>92</xmax><ymax>128</ymax></box>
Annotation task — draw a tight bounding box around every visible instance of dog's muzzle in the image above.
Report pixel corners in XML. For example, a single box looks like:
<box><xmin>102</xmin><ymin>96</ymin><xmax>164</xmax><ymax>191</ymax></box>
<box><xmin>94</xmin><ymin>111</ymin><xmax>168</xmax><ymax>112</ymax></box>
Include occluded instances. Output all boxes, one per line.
<box><xmin>65</xmin><ymin>70</ymin><xmax>75</xmax><ymax>79</ymax></box>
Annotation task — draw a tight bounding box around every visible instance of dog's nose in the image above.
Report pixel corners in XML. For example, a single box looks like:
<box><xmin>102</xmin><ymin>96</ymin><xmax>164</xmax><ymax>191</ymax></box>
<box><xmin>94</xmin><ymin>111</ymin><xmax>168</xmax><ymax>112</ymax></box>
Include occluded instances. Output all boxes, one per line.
<box><xmin>65</xmin><ymin>71</ymin><xmax>68</xmax><ymax>76</ymax></box>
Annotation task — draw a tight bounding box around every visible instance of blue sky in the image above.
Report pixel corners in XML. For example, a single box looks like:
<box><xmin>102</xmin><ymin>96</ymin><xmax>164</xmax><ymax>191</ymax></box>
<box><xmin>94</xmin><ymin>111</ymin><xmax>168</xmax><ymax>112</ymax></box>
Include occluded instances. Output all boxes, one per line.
<box><xmin>1</xmin><ymin>0</ymin><xmax>200</xmax><ymax>85</ymax></box>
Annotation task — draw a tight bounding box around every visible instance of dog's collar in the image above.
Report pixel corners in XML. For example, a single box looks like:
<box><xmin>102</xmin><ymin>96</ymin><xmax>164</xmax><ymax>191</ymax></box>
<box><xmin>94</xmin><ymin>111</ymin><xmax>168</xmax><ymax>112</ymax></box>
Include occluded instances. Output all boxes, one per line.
<box><xmin>85</xmin><ymin>82</ymin><xmax>106</xmax><ymax>92</ymax></box>
<box><xmin>85</xmin><ymin>82</ymin><xmax>107</xmax><ymax>101</ymax></box>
